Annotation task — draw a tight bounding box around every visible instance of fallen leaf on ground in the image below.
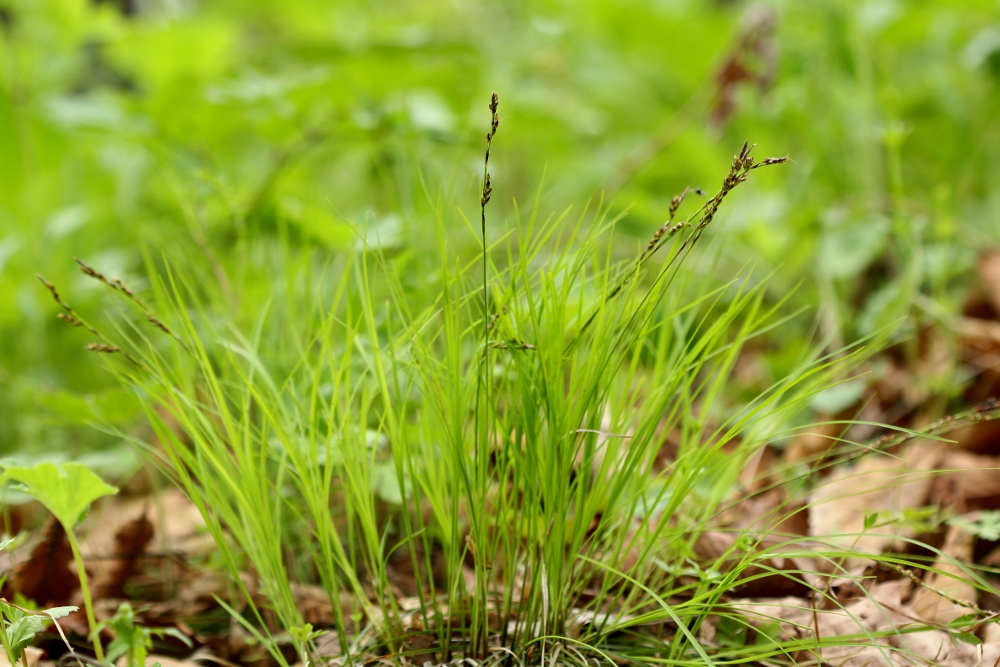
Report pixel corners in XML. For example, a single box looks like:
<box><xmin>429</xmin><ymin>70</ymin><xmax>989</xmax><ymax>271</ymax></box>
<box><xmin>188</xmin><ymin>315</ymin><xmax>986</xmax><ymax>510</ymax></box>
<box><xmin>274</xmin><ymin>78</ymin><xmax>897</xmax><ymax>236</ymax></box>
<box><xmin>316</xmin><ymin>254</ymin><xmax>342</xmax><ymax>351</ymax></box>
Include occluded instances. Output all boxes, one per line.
<box><xmin>2</xmin><ymin>517</ymin><xmax>78</xmax><ymax>605</ymax></box>
<box><xmin>786</xmin><ymin>420</ymin><xmax>848</xmax><ymax>464</ymax></box>
<box><xmin>0</xmin><ymin>647</ymin><xmax>42</xmax><ymax>667</ymax></box>
<box><xmin>978</xmin><ymin>250</ymin><xmax>1000</xmax><ymax>314</ymax></box>
<box><xmin>929</xmin><ymin>451</ymin><xmax>1000</xmax><ymax>511</ymax></box>
<box><xmin>115</xmin><ymin>656</ymin><xmax>203</xmax><ymax>667</ymax></box>
<box><xmin>733</xmin><ymin>579</ymin><xmax>1000</xmax><ymax>666</ymax></box>
<box><xmin>943</xmin><ymin>420</ymin><xmax>1000</xmax><ymax>455</ymax></box>
<box><xmin>94</xmin><ymin>512</ymin><xmax>155</xmax><ymax>598</ymax></box>
<box><xmin>83</xmin><ymin>488</ymin><xmax>212</xmax><ymax>558</ymax></box>
<box><xmin>910</xmin><ymin>522</ymin><xmax>977</xmax><ymax>624</ymax></box>
<box><xmin>808</xmin><ymin>441</ymin><xmax>943</xmax><ymax>561</ymax></box>
<box><xmin>694</xmin><ymin>529</ymin><xmax>824</xmax><ymax>597</ymax></box>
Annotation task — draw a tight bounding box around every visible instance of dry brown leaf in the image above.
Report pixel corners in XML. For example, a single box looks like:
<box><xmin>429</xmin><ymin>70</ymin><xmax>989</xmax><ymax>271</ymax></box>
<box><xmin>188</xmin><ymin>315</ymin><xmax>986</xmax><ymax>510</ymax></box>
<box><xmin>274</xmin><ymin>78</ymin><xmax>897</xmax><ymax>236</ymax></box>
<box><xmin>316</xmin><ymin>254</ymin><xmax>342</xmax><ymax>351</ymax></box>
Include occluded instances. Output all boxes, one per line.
<box><xmin>710</xmin><ymin>7</ymin><xmax>775</xmax><ymax>127</ymax></box>
<box><xmin>958</xmin><ymin>329</ymin><xmax>1000</xmax><ymax>403</ymax></box>
<box><xmin>76</xmin><ymin>488</ymin><xmax>210</xmax><ymax>623</ymax></box>
<box><xmin>884</xmin><ymin>629</ymin><xmax>999</xmax><ymax>667</ymax></box>
<box><xmin>910</xmin><ymin>522</ymin><xmax>977</xmax><ymax>624</ymax></box>
<box><xmin>944</xmin><ymin>420</ymin><xmax>1000</xmax><ymax>455</ymax></box>
<box><xmin>984</xmin><ymin>621</ymin><xmax>1000</xmax><ymax>646</ymax></box>
<box><xmin>786</xmin><ymin>420</ymin><xmax>847</xmax><ymax>464</ymax></box>
<box><xmin>808</xmin><ymin>441</ymin><xmax>943</xmax><ymax>560</ymax></box>
<box><xmin>143</xmin><ymin>567</ymin><xmax>358</xmax><ymax>630</ymax></box>
<box><xmin>286</xmin><ymin>581</ymin><xmax>345</xmax><ymax>627</ymax></box>
<box><xmin>94</xmin><ymin>513</ymin><xmax>155</xmax><ymax>599</ymax></box>
<box><xmin>0</xmin><ymin>647</ymin><xmax>43</xmax><ymax>667</ymax></box>
<box><xmin>978</xmin><ymin>250</ymin><xmax>1000</xmax><ymax>314</ymax></box>
<box><xmin>738</xmin><ymin>443</ymin><xmax>778</xmax><ymax>491</ymax></box>
<box><xmin>957</xmin><ymin>316</ymin><xmax>1000</xmax><ymax>347</ymax></box>
<box><xmin>84</xmin><ymin>488</ymin><xmax>211</xmax><ymax>558</ymax></box>
<box><xmin>723</xmin><ymin>488</ymin><xmax>809</xmax><ymax>537</ymax></box>
<box><xmin>116</xmin><ymin>657</ymin><xmax>201</xmax><ymax>667</ymax></box>
<box><xmin>930</xmin><ymin>451</ymin><xmax>1000</xmax><ymax>510</ymax></box>
<box><xmin>733</xmin><ymin>580</ymin><xmax>1000</xmax><ymax>666</ymax></box>
<box><xmin>313</xmin><ymin>630</ymin><xmax>343</xmax><ymax>659</ymax></box>
<box><xmin>4</xmin><ymin>518</ymin><xmax>79</xmax><ymax>606</ymax></box>
<box><xmin>694</xmin><ymin>530</ymin><xmax>824</xmax><ymax>597</ymax></box>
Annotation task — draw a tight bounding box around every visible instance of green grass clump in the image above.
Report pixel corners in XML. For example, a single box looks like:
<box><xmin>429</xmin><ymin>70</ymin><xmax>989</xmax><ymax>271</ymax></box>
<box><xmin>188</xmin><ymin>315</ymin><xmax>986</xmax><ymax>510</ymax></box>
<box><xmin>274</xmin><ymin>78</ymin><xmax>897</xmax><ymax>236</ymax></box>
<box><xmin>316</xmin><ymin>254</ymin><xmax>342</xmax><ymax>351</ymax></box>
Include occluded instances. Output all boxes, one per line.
<box><xmin>40</xmin><ymin>94</ymin><xmax>877</xmax><ymax>666</ymax></box>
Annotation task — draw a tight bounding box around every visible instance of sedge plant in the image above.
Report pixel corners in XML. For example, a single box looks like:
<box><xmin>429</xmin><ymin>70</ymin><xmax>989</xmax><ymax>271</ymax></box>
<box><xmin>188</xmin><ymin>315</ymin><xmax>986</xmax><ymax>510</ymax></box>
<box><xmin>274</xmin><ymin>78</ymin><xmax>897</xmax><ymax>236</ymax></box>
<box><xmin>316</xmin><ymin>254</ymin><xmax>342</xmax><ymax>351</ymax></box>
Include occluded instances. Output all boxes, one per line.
<box><xmin>41</xmin><ymin>94</ymin><xmax>881</xmax><ymax>665</ymax></box>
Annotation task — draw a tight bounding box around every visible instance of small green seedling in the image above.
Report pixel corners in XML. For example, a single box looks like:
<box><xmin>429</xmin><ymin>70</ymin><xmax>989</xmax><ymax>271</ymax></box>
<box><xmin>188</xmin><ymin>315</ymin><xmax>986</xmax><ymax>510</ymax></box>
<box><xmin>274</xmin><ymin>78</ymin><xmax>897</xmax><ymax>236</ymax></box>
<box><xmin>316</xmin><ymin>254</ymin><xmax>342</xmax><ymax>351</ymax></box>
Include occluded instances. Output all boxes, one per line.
<box><xmin>1</xmin><ymin>462</ymin><xmax>118</xmax><ymax>662</ymax></box>
<box><xmin>948</xmin><ymin>511</ymin><xmax>1000</xmax><ymax>541</ymax></box>
<box><xmin>0</xmin><ymin>538</ymin><xmax>60</xmax><ymax>667</ymax></box>
<box><xmin>288</xmin><ymin>623</ymin><xmax>328</xmax><ymax>667</ymax></box>
<box><xmin>0</xmin><ymin>602</ymin><xmax>44</xmax><ymax>667</ymax></box>
<box><xmin>96</xmin><ymin>602</ymin><xmax>192</xmax><ymax>667</ymax></box>
<box><xmin>0</xmin><ymin>602</ymin><xmax>80</xmax><ymax>667</ymax></box>
<box><xmin>870</xmin><ymin>506</ymin><xmax>943</xmax><ymax>535</ymax></box>
<box><xmin>945</xmin><ymin>613</ymin><xmax>996</xmax><ymax>649</ymax></box>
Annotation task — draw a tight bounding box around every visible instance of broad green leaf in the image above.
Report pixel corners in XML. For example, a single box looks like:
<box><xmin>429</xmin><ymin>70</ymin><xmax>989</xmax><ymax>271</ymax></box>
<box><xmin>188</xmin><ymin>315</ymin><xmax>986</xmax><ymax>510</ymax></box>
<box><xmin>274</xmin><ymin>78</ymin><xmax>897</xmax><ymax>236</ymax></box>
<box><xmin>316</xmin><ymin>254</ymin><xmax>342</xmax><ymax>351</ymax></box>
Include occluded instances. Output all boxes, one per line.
<box><xmin>105</xmin><ymin>21</ymin><xmax>236</xmax><ymax>89</ymax></box>
<box><xmin>40</xmin><ymin>389</ymin><xmax>142</xmax><ymax>426</ymax></box>
<box><xmin>7</xmin><ymin>614</ymin><xmax>44</xmax><ymax>654</ymax></box>
<box><xmin>818</xmin><ymin>216</ymin><xmax>889</xmax><ymax>279</ymax></box>
<box><xmin>2</xmin><ymin>462</ymin><xmax>118</xmax><ymax>528</ymax></box>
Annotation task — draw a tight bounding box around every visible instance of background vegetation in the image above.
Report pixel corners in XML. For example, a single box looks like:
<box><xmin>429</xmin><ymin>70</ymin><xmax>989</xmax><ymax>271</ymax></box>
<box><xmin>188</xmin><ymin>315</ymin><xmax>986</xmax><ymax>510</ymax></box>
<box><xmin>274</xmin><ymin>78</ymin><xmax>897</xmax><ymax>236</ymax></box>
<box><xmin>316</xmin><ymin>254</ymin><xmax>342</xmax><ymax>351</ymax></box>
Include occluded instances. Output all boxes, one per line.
<box><xmin>3</xmin><ymin>0</ymin><xmax>999</xmax><ymax>464</ymax></box>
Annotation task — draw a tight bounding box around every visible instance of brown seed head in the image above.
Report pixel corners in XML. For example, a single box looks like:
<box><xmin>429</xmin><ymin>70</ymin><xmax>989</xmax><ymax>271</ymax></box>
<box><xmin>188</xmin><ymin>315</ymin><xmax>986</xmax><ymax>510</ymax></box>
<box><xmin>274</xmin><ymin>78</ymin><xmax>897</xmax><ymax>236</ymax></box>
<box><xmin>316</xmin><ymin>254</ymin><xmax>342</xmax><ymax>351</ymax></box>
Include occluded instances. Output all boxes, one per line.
<box><xmin>489</xmin><ymin>92</ymin><xmax>500</xmax><ymax>135</ymax></box>
<box><xmin>85</xmin><ymin>343</ymin><xmax>121</xmax><ymax>354</ymax></box>
<box><xmin>752</xmin><ymin>155</ymin><xmax>789</xmax><ymax>169</ymax></box>
<box><xmin>113</xmin><ymin>279</ymin><xmax>134</xmax><ymax>297</ymax></box>
<box><xmin>76</xmin><ymin>259</ymin><xmax>106</xmax><ymax>283</ymax></box>
<box><xmin>145</xmin><ymin>312</ymin><xmax>170</xmax><ymax>334</ymax></box>
<box><xmin>481</xmin><ymin>173</ymin><xmax>493</xmax><ymax>207</ymax></box>
<box><xmin>668</xmin><ymin>187</ymin><xmax>689</xmax><ymax>220</ymax></box>
<box><xmin>37</xmin><ymin>274</ymin><xmax>60</xmax><ymax>301</ymax></box>
<box><xmin>57</xmin><ymin>313</ymin><xmax>83</xmax><ymax>327</ymax></box>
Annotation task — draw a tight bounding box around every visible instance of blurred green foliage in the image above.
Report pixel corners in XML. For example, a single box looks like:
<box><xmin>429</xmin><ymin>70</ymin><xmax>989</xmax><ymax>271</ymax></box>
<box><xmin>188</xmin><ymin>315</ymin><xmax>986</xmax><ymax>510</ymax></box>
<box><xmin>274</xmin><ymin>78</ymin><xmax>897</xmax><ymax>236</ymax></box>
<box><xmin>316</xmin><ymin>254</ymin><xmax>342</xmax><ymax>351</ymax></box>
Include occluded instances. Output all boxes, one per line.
<box><xmin>1</xmin><ymin>0</ymin><xmax>999</xmax><ymax>459</ymax></box>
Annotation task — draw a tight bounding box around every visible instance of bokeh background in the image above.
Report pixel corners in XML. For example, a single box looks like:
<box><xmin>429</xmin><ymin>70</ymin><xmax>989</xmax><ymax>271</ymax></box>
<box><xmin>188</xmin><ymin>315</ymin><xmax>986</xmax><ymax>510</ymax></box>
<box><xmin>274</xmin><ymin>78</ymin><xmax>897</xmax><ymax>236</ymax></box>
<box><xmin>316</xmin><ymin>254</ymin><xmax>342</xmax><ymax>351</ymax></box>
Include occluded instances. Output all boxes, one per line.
<box><xmin>2</xmin><ymin>0</ymin><xmax>999</xmax><ymax>465</ymax></box>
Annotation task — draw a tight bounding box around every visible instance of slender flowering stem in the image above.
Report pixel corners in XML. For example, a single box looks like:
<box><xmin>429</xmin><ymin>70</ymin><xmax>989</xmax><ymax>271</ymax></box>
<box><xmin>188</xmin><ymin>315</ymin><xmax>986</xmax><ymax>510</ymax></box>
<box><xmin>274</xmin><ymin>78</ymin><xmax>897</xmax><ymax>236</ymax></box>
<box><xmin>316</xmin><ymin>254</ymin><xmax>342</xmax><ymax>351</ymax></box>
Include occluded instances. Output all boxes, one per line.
<box><xmin>75</xmin><ymin>258</ymin><xmax>193</xmax><ymax>355</ymax></box>
<box><xmin>472</xmin><ymin>90</ymin><xmax>499</xmax><ymax>658</ymax></box>
<box><xmin>481</xmin><ymin>92</ymin><xmax>499</xmax><ymax>346</ymax></box>
<box><xmin>36</xmin><ymin>274</ymin><xmax>147</xmax><ymax>370</ymax></box>
<box><xmin>572</xmin><ymin>142</ymin><xmax>787</xmax><ymax>344</ymax></box>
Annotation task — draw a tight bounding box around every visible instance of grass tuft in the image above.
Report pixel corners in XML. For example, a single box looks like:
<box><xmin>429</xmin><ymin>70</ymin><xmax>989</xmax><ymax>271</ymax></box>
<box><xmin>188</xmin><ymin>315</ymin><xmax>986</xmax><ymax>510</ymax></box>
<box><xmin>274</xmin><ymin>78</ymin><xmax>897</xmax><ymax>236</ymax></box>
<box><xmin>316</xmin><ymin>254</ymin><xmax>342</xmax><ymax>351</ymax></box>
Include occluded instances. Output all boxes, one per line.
<box><xmin>44</xmin><ymin>100</ymin><xmax>883</xmax><ymax>666</ymax></box>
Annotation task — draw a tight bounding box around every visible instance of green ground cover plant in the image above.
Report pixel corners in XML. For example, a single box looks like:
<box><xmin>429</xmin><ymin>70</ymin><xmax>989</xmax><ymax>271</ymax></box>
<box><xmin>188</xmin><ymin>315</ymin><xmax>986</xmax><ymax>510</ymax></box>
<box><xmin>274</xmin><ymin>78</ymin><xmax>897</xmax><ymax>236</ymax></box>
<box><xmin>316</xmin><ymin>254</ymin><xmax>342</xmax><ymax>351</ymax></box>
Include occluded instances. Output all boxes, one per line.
<box><xmin>0</xmin><ymin>461</ymin><xmax>120</xmax><ymax>663</ymax></box>
<box><xmin>0</xmin><ymin>596</ymin><xmax>78</xmax><ymax>667</ymax></box>
<box><xmin>2</xmin><ymin>461</ymin><xmax>118</xmax><ymax>660</ymax></box>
